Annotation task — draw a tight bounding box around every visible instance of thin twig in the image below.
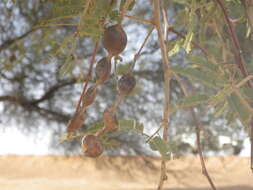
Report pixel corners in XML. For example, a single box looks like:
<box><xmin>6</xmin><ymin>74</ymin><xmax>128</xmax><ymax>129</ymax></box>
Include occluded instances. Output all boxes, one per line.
<box><xmin>153</xmin><ymin>1</ymin><xmax>172</xmax><ymax>189</ymax></box>
<box><xmin>252</xmin><ymin>119</ymin><xmax>253</xmax><ymax>174</ymax></box>
<box><xmin>120</xmin><ymin>0</ymin><xmax>134</xmax><ymax>24</ymax></box>
<box><xmin>67</xmin><ymin>42</ymin><xmax>99</xmax><ymax>133</ymax></box>
<box><xmin>33</xmin><ymin>23</ymin><xmax>77</xmax><ymax>30</ymax></box>
<box><xmin>214</xmin><ymin>0</ymin><xmax>249</xmax><ymax>79</ymax></box>
<box><xmin>191</xmin><ymin>111</ymin><xmax>217</xmax><ymax>190</ymax></box>
<box><xmin>0</xmin><ymin>29</ymin><xmax>34</xmax><ymax>52</ymax></box>
<box><xmin>124</xmin><ymin>15</ymin><xmax>154</xmax><ymax>25</ymax></box>
<box><xmin>75</xmin><ymin>41</ymin><xmax>99</xmax><ymax>114</ymax></box>
<box><xmin>235</xmin><ymin>75</ymin><xmax>253</xmax><ymax>89</ymax></box>
<box><xmin>241</xmin><ymin>0</ymin><xmax>253</xmax><ymax>34</ymax></box>
<box><xmin>167</xmin><ymin>27</ymin><xmax>218</xmax><ymax>65</ymax></box>
<box><xmin>207</xmin><ymin>75</ymin><xmax>253</xmax><ymax>106</ymax></box>
<box><xmin>112</xmin><ymin>95</ymin><xmax>125</xmax><ymax>112</ymax></box>
<box><xmin>174</xmin><ymin>74</ymin><xmax>217</xmax><ymax>190</ymax></box>
<box><xmin>131</xmin><ymin>27</ymin><xmax>154</xmax><ymax>70</ymax></box>
<box><xmin>251</xmin><ymin>119</ymin><xmax>253</xmax><ymax>173</ymax></box>
<box><xmin>146</xmin><ymin>124</ymin><xmax>163</xmax><ymax>143</ymax></box>
<box><xmin>234</xmin><ymin>89</ymin><xmax>253</xmax><ymax>115</ymax></box>
<box><xmin>161</xmin><ymin>2</ymin><xmax>169</xmax><ymax>43</ymax></box>
<box><xmin>78</xmin><ymin>0</ymin><xmax>92</xmax><ymax>29</ymax></box>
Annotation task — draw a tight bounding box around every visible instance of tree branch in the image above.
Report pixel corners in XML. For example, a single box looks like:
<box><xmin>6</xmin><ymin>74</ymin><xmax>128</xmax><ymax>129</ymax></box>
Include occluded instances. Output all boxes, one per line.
<box><xmin>214</xmin><ymin>0</ymin><xmax>253</xmax><ymax>173</ymax></box>
<box><xmin>75</xmin><ymin>41</ymin><xmax>99</xmax><ymax>115</ymax></box>
<box><xmin>214</xmin><ymin>0</ymin><xmax>249</xmax><ymax>79</ymax></box>
<box><xmin>131</xmin><ymin>26</ymin><xmax>154</xmax><ymax>70</ymax></box>
<box><xmin>174</xmin><ymin>73</ymin><xmax>217</xmax><ymax>190</ymax></box>
<box><xmin>0</xmin><ymin>94</ymin><xmax>71</xmax><ymax>123</ymax></box>
<box><xmin>0</xmin><ymin>29</ymin><xmax>34</xmax><ymax>52</ymax></box>
<box><xmin>0</xmin><ymin>77</ymin><xmax>81</xmax><ymax>123</ymax></box>
<box><xmin>30</xmin><ymin>78</ymin><xmax>83</xmax><ymax>105</ymax></box>
<box><xmin>32</xmin><ymin>105</ymin><xmax>70</xmax><ymax>123</ymax></box>
<box><xmin>153</xmin><ymin>1</ymin><xmax>172</xmax><ymax>190</ymax></box>
<box><xmin>191</xmin><ymin>110</ymin><xmax>217</xmax><ymax>189</ymax></box>
<box><xmin>124</xmin><ymin>15</ymin><xmax>154</xmax><ymax>25</ymax></box>
<box><xmin>0</xmin><ymin>95</ymin><xmax>26</xmax><ymax>104</ymax></box>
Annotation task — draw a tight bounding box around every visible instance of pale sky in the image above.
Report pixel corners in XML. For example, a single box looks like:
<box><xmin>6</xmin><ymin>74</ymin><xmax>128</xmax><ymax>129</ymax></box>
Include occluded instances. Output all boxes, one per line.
<box><xmin>0</xmin><ymin>122</ymin><xmax>250</xmax><ymax>156</ymax></box>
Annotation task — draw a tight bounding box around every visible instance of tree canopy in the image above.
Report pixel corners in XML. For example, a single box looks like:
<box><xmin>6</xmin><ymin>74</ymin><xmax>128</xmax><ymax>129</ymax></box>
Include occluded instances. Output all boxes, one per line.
<box><xmin>0</xmin><ymin>0</ymin><xmax>252</xmax><ymax>159</ymax></box>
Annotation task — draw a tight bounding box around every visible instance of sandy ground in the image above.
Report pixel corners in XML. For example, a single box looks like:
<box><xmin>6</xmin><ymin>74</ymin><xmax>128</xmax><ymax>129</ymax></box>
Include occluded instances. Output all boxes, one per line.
<box><xmin>0</xmin><ymin>155</ymin><xmax>252</xmax><ymax>190</ymax></box>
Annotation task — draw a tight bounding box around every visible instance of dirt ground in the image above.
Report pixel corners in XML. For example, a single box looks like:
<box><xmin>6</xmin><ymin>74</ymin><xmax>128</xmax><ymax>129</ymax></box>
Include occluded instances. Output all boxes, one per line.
<box><xmin>0</xmin><ymin>155</ymin><xmax>252</xmax><ymax>190</ymax></box>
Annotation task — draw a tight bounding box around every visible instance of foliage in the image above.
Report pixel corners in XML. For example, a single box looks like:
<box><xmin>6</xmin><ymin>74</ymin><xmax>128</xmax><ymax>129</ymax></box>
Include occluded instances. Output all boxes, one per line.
<box><xmin>0</xmin><ymin>0</ymin><xmax>252</xmax><ymax>160</ymax></box>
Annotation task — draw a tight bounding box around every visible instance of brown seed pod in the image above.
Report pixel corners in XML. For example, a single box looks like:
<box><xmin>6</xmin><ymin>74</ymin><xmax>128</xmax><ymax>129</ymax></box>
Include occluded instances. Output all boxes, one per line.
<box><xmin>103</xmin><ymin>108</ymin><xmax>118</xmax><ymax>132</ymax></box>
<box><xmin>83</xmin><ymin>85</ymin><xmax>97</xmax><ymax>107</ymax></box>
<box><xmin>81</xmin><ymin>134</ymin><xmax>103</xmax><ymax>157</ymax></box>
<box><xmin>118</xmin><ymin>73</ymin><xmax>136</xmax><ymax>95</ymax></box>
<box><xmin>67</xmin><ymin>110</ymin><xmax>85</xmax><ymax>133</ymax></box>
<box><xmin>95</xmin><ymin>57</ymin><xmax>111</xmax><ymax>84</ymax></box>
<box><xmin>102</xmin><ymin>24</ymin><xmax>127</xmax><ymax>56</ymax></box>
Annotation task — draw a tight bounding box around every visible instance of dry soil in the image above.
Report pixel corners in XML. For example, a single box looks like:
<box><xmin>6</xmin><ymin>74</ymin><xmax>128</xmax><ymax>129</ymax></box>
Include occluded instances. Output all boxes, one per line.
<box><xmin>0</xmin><ymin>155</ymin><xmax>252</xmax><ymax>190</ymax></box>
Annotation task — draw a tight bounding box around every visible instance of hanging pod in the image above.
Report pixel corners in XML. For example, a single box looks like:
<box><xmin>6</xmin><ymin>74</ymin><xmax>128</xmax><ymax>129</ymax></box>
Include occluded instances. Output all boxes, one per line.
<box><xmin>102</xmin><ymin>24</ymin><xmax>127</xmax><ymax>56</ymax></box>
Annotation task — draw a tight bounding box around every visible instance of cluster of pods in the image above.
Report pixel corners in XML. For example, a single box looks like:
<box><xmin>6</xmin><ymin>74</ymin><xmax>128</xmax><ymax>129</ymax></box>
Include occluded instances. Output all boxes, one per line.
<box><xmin>68</xmin><ymin>23</ymin><xmax>136</xmax><ymax>157</ymax></box>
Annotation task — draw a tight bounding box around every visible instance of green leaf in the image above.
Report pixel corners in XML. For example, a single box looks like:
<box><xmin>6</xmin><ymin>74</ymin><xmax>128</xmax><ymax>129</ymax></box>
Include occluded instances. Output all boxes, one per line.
<box><xmin>51</xmin><ymin>5</ymin><xmax>84</xmax><ymax>18</ymax></box>
<box><xmin>59</xmin><ymin>133</ymin><xmax>69</xmax><ymax>142</ymax></box>
<box><xmin>182</xmin><ymin>1</ymin><xmax>197</xmax><ymax>54</ymax></box>
<box><xmin>78</xmin><ymin>0</ymin><xmax>112</xmax><ymax>38</ymax></box>
<box><xmin>59</xmin><ymin>56</ymin><xmax>75</xmax><ymax>77</ymax></box>
<box><xmin>128</xmin><ymin>0</ymin><xmax>136</xmax><ymax>11</ymax></box>
<box><xmin>116</xmin><ymin>64</ymin><xmax>131</xmax><ymax>75</ymax></box>
<box><xmin>118</xmin><ymin>120</ymin><xmax>144</xmax><ymax>133</ymax></box>
<box><xmin>246</xmin><ymin>22</ymin><xmax>251</xmax><ymax>38</ymax></box>
<box><xmin>183</xmin><ymin>32</ymin><xmax>194</xmax><ymax>54</ymax></box>
<box><xmin>168</xmin><ymin>40</ymin><xmax>183</xmax><ymax>57</ymax></box>
<box><xmin>120</xmin><ymin>0</ymin><xmax>135</xmax><ymax>11</ymax></box>
<box><xmin>171</xmin><ymin>66</ymin><xmax>226</xmax><ymax>87</ymax></box>
<box><xmin>102</xmin><ymin>139</ymin><xmax>121</xmax><ymax>149</ymax></box>
<box><xmin>86</xmin><ymin>120</ymin><xmax>144</xmax><ymax>134</ymax></box>
<box><xmin>149</xmin><ymin>137</ymin><xmax>171</xmax><ymax>160</ymax></box>
<box><xmin>188</xmin><ymin>55</ymin><xmax>219</xmax><ymax>72</ymax></box>
<box><xmin>227</xmin><ymin>93</ymin><xmax>251</xmax><ymax>125</ymax></box>
<box><xmin>241</xmin><ymin>88</ymin><xmax>253</xmax><ymax>102</ymax></box>
<box><xmin>207</xmin><ymin>85</ymin><xmax>233</xmax><ymax>105</ymax></box>
<box><xmin>171</xmin><ymin>94</ymin><xmax>209</xmax><ymax>112</ymax></box>
<box><xmin>3</xmin><ymin>63</ymin><xmax>14</xmax><ymax>70</ymax></box>
<box><xmin>42</xmin><ymin>0</ymin><xmax>86</xmax><ymax>24</ymax></box>
<box><xmin>171</xmin><ymin>0</ymin><xmax>188</xmax><ymax>5</ymax></box>
<box><xmin>59</xmin><ymin>131</ymin><xmax>87</xmax><ymax>142</ymax></box>
<box><xmin>109</xmin><ymin>10</ymin><xmax>120</xmax><ymax>22</ymax></box>
<box><xmin>86</xmin><ymin>121</ymin><xmax>104</xmax><ymax>134</ymax></box>
<box><xmin>214</xmin><ymin>101</ymin><xmax>227</xmax><ymax>117</ymax></box>
<box><xmin>225</xmin><ymin>110</ymin><xmax>236</xmax><ymax>125</ymax></box>
<box><xmin>54</xmin><ymin>0</ymin><xmax>86</xmax><ymax>7</ymax></box>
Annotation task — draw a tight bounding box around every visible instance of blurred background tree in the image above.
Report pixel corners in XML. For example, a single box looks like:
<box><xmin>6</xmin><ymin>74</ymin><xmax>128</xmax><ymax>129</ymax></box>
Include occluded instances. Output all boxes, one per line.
<box><xmin>0</xmin><ymin>0</ymin><xmax>252</xmax><ymax>156</ymax></box>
